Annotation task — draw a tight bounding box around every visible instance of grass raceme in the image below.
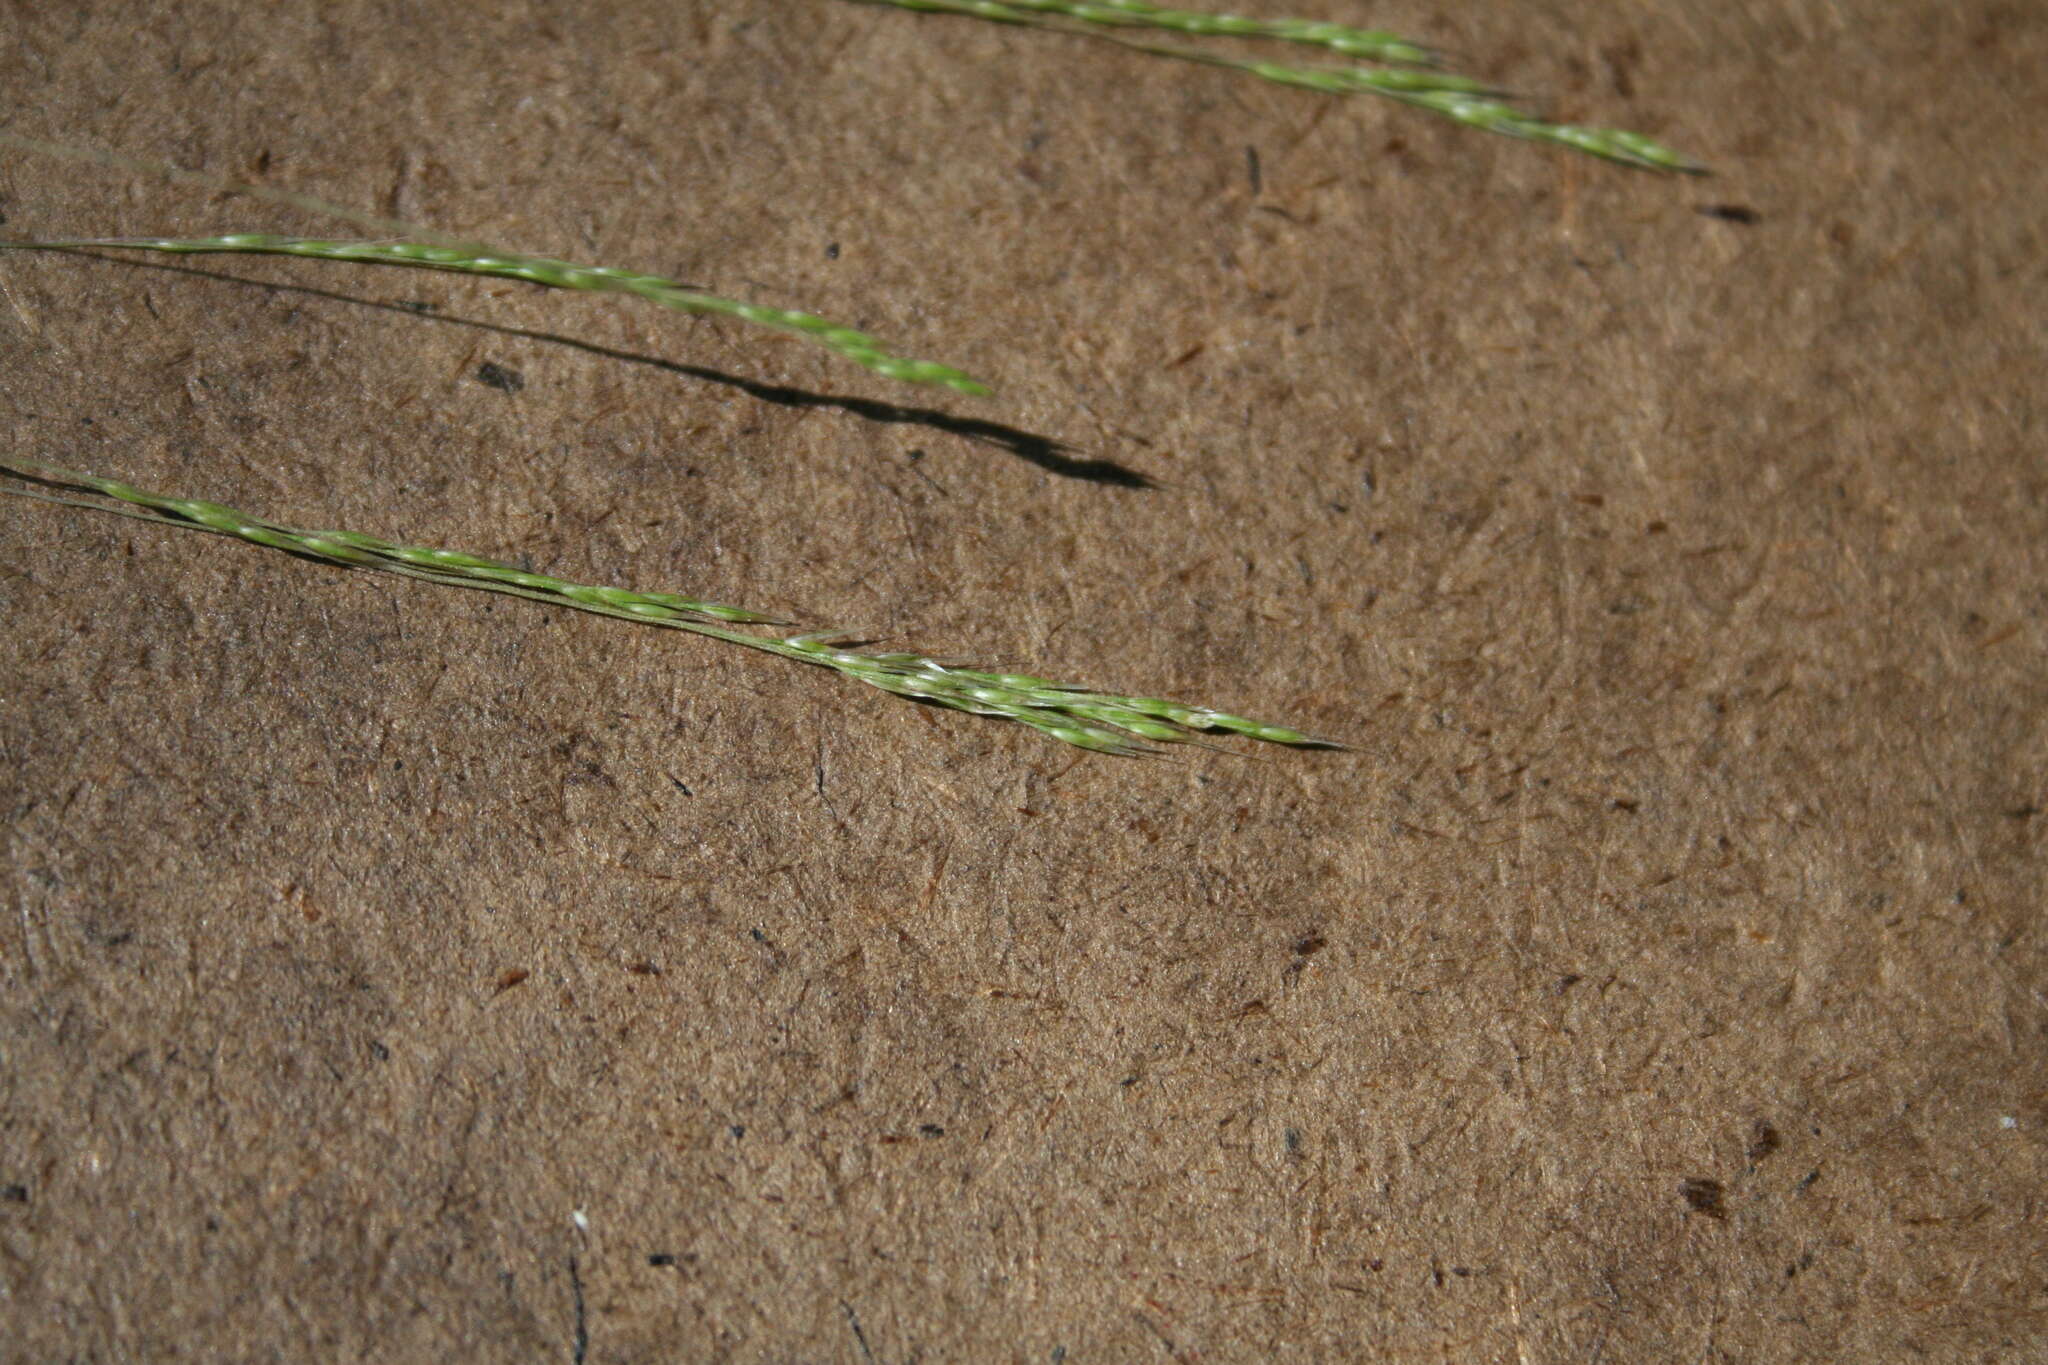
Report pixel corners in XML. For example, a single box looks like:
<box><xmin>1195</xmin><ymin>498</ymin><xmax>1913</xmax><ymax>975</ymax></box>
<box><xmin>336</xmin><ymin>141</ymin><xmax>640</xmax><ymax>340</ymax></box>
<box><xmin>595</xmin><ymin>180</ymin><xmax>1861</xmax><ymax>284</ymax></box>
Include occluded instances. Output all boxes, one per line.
<box><xmin>2</xmin><ymin>457</ymin><xmax>1333</xmax><ymax>758</ymax></box>
<box><xmin>3</xmin><ymin>233</ymin><xmax>991</xmax><ymax>394</ymax></box>
<box><xmin>847</xmin><ymin>0</ymin><xmax>1703</xmax><ymax>172</ymax></box>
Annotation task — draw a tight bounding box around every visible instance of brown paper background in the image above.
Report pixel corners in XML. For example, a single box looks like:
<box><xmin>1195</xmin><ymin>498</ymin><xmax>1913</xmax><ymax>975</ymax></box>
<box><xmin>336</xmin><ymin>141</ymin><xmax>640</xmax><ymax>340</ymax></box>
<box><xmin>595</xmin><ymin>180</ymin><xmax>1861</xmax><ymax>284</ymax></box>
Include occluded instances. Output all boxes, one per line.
<box><xmin>2</xmin><ymin>1</ymin><xmax>2043</xmax><ymax>1359</ymax></box>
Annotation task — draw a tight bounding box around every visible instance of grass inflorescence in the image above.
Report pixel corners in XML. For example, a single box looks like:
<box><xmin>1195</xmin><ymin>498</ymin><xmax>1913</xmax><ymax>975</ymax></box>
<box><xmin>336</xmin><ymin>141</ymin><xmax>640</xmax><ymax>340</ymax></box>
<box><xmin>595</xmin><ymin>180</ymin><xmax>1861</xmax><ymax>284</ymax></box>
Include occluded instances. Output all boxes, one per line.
<box><xmin>866</xmin><ymin>0</ymin><xmax>1435</xmax><ymax>64</ymax></box>
<box><xmin>846</xmin><ymin>0</ymin><xmax>1703</xmax><ymax>172</ymax></box>
<box><xmin>2</xmin><ymin>233</ymin><xmax>990</xmax><ymax>394</ymax></box>
<box><xmin>1</xmin><ymin>457</ymin><xmax>1332</xmax><ymax>757</ymax></box>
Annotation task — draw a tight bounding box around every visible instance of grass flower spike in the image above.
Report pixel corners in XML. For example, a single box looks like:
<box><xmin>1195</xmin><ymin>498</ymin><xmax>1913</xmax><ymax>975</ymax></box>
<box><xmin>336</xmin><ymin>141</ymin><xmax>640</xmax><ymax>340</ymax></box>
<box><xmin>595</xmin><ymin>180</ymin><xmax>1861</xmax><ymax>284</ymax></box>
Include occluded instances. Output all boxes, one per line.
<box><xmin>856</xmin><ymin>0</ymin><xmax>1435</xmax><ymax>65</ymax></box>
<box><xmin>3</xmin><ymin>234</ymin><xmax>991</xmax><ymax>395</ymax></box>
<box><xmin>848</xmin><ymin>0</ymin><xmax>1703</xmax><ymax>172</ymax></box>
<box><xmin>1</xmin><ymin>458</ymin><xmax>1331</xmax><ymax>757</ymax></box>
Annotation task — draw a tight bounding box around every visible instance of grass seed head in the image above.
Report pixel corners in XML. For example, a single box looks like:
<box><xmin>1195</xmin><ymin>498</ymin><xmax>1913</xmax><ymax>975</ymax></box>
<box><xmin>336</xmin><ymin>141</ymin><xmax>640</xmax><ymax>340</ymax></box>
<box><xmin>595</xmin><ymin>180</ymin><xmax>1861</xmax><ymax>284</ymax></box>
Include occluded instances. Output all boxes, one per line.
<box><xmin>6</xmin><ymin>234</ymin><xmax>992</xmax><ymax>393</ymax></box>
<box><xmin>2</xmin><ymin>457</ymin><xmax>1332</xmax><ymax>758</ymax></box>
<box><xmin>855</xmin><ymin>0</ymin><xmax>1703</xmax><ymax>173</ymax></box>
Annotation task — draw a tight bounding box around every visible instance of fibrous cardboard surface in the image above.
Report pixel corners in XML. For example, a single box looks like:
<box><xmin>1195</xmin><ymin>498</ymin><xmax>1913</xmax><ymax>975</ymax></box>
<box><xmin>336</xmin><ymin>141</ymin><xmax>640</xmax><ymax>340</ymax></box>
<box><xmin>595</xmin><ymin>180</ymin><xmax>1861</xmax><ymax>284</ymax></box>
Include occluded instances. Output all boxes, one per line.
<box><xmin>2</xmin><ymin>2</ymin><xmax>2043</xmax><ymax>1359</ymax></box>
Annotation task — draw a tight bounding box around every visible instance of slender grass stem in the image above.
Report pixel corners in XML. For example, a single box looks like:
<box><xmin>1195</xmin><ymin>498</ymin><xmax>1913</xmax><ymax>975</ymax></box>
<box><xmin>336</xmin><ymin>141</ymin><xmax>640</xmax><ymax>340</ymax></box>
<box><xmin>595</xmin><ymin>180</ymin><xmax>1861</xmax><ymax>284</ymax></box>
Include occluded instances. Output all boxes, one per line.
<box><xmin>1</xmin><ymin>457</ymin><xmax>1333</xmax><ymax>757</ymax></box>
<box><xmin>0</xmin><ymin>131</ymin><xmax>432</xmax><ymax>241</ymax></box>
